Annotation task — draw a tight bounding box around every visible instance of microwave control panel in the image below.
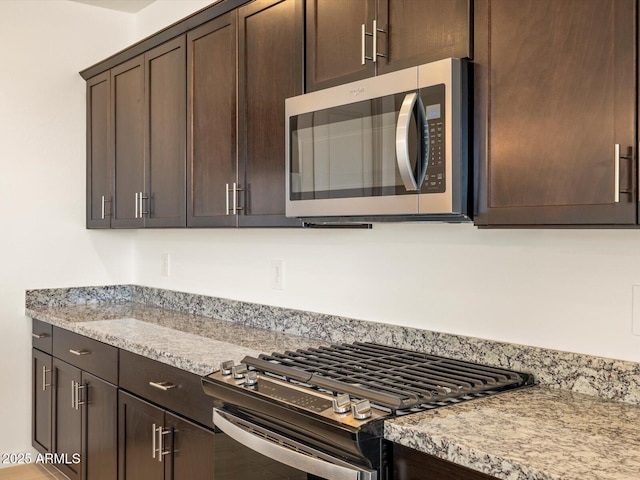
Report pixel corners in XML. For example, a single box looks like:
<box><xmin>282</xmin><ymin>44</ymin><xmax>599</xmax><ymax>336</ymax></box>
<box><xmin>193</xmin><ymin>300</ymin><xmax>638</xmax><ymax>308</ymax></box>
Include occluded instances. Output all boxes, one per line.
<box><xmin>420</xmin><ymin>84</ymin><xmax>446</xmax><ymax>194</ymax></box>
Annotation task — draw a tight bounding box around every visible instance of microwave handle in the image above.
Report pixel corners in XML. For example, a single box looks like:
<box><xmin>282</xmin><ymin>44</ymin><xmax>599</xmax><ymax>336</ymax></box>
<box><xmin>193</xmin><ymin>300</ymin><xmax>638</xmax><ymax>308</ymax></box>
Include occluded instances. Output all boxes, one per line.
<box><xmin>213</xmin><ymin>409</ymin><xmax>376</xmax><ymax>480</ymax></box>
<box><xmin>395</xmin><ymin>92</ymin><xmax>420</xmax><ymax>191</ymax></box>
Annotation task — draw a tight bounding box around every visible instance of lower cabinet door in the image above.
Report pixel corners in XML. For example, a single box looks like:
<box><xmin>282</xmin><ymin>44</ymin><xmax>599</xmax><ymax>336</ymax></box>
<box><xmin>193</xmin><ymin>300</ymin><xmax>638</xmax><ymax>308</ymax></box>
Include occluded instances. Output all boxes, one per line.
<box><xmin>166</xmin><ymin>412</ymin><xmax>215</xmax><ymax>480</ymax></box>
<box><xmin>82</xmin><ymin>372</ymin><xmax>117</xmax><ymax>480</ymax></box>
<box><xmin>53</xmin><ymin>359</ymin><xmax>82</xmax><ymax>480</ymax></box>
<box><xmin>393</xmin><ymin>443</ymin><xmax>497</xmax><ymax>480</ymax></box>
<box><xmin>119</xmin><ymin>391</ymin><xmax>165</xmax><ymax>480</ymax></box>
<box><xmin>32</xmin><ymin>349</ymin><xmax>52</xmax><ymax>454</ymax></box>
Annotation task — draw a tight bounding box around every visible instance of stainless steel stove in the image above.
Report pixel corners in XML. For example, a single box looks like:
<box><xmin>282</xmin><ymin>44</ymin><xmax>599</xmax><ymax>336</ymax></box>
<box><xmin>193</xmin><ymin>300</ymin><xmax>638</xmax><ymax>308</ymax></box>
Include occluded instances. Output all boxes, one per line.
<box><xmin>201</xmin><ymin>342</ymin><xmax>534</xmax><ymax>480</ymax></box>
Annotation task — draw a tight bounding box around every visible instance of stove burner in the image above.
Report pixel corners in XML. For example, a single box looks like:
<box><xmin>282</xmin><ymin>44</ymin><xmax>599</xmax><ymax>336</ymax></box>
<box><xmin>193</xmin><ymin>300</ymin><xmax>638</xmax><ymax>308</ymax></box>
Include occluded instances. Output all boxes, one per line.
<box><xmin>242</xmin><ymin>342</ymin><xmax>533</xmax><ymax>412</ymax></box>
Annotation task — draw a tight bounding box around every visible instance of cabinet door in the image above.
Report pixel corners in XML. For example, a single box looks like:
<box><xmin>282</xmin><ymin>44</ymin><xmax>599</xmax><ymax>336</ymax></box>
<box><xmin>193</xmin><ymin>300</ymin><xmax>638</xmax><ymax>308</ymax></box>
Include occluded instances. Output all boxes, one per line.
<box><xmin>238</xmin><ymin>0</ymin><xmax>304</xmax><ymax>227</ymax></box>
<box><xmin>305</xmin><ymin>0</ymin><xmax>375</xmax><ymax>91</ymax></box>
<box><xmin>32</xmin><ymin>349</ymin><xmax>52</xmax><ymax>454</ymax></box>
<box><xmin>52</xmin><ymin>359</ymin><xmax>82</xmax><ymax>480</ymax></box>
<box><xmin>119</xmin><ymin>391</ymin><xmax>165</xmax><ymax>480</ymax></box>
<box><xmin>393</xmin><ymin>443</ymin><xmax>496</xmax><ymax>480</ymax></box>
<box><xmin>145</xmin><ymin>36</ymin><xmax>187</xmax><ymax>228</ymax></box>
<box><xmin>111</xmin><ymin>56</ymin><xmax>145</xmax><ymax>228</ymax></box>
<box><xmin>376</xmin><ymin>0</ymin><xmax>472</xmax><ymax>75</ymax></box>
<box><xmin>187</xmin><ymin>12</ymin><xmax>238</xmax><ymax>227</ymax></box>
<box><xmin>474</xmin><ymin>0</ymin><xmax>636</xmax><ymax>226</ymax></box>
<box><xmin>82</xmin><ymin>372</ymin><xmax>117</xmax><ymax>480</ymax></box>
<box><xmin>86</xmin><ymin>72</ymin><xmax>112</xmax><ymax>228</ymax></box>
<box><xmin>166</xmin><ymin>412</ymin><xmax>215</xmax><ymax>480</ymax></box>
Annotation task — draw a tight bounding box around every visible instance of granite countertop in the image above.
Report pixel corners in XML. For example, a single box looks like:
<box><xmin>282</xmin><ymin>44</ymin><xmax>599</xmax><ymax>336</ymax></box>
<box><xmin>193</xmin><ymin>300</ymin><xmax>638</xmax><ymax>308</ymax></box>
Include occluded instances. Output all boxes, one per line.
<box><xmin>27</xmin><ymin>299</ymin><xmax>640</xmax><ymax>480</ymax></box>
<box><xmin>26</xmin><ymin>302</ymin><xmax>327</xmax><ymax>376</ymax></box>
<box><xmin>386</xmin><ymin>386</ymin><xmax>640</xmax><ymax>480</ymax></box>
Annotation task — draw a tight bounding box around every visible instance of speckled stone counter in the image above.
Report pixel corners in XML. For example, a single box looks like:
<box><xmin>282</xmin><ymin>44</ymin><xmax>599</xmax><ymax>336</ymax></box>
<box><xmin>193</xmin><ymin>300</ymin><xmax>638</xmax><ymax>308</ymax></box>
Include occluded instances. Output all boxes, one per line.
<box><xmin>25</xmin><ymin>285</ymin><xmax>640</xmax><ymax>480</ymax></box>
<box><xmin>26</xmin><ymin>302</ymin><xmax>326</xmax><ymax>376</ymax></box>
<box><xmin>386</xmin><ymin>386</ymin><xmax>640</xmax><ymax>480</ymax></box>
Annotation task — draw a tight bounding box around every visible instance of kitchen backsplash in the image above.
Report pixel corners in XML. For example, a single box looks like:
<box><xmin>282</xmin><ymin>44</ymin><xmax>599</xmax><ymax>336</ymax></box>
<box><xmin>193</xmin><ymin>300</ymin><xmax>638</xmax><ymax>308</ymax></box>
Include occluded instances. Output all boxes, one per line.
<box><xmin>26</xmin><ymin>285</ymin><xmax>640</xmax><ymax>405</ymax></box>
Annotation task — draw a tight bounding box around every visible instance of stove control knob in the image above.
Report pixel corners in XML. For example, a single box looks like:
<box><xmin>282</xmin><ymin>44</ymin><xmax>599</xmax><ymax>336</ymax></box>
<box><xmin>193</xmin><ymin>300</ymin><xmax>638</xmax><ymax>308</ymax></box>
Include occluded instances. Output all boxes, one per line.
<box><xmin>351</xmin><ymin>400</ymin><xmax>372</xmax><ymax>420</ymax></box>
<box><xmin>332</xmin><ymin>393</ymin><xmax>351</xmax><ymax>414</ymax></box>
<box><xmin>220</xmin><ymin>360</ymin><xmax>234</xmax><ymax>376</ymax></box>
<box><xmin>245</xmin><ymin>371</ymin><xmax>258</xmax><ymax>386</ymax></box>
<box><xmin>232</xmin><ymin>364</ymin><xmax>247</xmax><ymax>379</ymax></box>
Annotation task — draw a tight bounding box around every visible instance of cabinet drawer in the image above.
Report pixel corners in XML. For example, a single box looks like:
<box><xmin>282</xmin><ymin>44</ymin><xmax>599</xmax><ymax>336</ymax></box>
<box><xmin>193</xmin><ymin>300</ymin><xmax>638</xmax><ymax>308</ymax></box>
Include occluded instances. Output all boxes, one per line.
<box><xmin>32</xmin><ymin>319</ymin><xmax>52</xmax><ymax>354</ymax></box>
<box><xmin>119</xmin><ymin>350</ymin><xmax>213</xmax><ymax>427</ymax></box>
<box><xmin>52</xmin><ymin>327</ymin><xmax>118</xmax><ymax>384</ymax></box>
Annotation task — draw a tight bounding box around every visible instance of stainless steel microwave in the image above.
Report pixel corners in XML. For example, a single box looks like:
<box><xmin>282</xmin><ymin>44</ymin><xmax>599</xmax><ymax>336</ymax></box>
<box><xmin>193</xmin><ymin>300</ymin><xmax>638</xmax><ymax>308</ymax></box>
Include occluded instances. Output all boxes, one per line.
<box><xmin>285</xmin><ymin>58</ymin><xmax>470</xmax><ymax>223</ymax></box>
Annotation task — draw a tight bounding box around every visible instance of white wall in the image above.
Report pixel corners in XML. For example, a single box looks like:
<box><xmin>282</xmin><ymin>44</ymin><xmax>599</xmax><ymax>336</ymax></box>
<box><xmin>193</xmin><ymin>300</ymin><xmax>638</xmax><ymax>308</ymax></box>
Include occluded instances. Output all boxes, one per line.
<box><xmin>0</xmin><ymin>0</ymin><xmax>136</xmax><ymax>461</ymax></box>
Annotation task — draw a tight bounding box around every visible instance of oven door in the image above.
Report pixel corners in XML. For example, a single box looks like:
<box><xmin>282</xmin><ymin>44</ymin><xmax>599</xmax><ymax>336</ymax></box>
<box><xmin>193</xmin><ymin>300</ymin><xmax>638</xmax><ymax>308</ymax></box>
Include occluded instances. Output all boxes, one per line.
<box><xmin>213</xmin><ymin>409</ymin><xmax>377</xmax><ymax>480</ymax></box>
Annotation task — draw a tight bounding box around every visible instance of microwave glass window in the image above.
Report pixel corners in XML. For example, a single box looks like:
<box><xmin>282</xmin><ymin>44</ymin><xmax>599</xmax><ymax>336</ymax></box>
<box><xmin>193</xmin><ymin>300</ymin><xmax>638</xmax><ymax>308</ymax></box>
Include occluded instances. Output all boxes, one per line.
<box><xmin>290</xmin><ymin>92</ymin><xmax>422</xmax><ymax>200</ymax></box>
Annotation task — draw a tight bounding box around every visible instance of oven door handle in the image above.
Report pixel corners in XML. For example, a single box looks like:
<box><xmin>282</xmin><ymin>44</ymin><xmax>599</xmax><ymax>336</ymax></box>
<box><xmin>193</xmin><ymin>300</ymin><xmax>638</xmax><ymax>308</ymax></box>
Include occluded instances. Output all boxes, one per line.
<box><xmin>213</xmin><ymin>409</ymin><xmax>376</xmax><ymax>480</ymax></box>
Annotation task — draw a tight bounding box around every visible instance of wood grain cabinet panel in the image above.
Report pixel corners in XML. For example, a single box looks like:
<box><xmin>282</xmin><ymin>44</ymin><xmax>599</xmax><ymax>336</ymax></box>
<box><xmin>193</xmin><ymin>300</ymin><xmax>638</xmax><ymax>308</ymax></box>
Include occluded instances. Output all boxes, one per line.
<box><xmin>86</xmin><ymin>72</ymin><xmax>112</xmax><ymax>228</ymax></box>
<box><xmin>393</xmin><ymin>443</ymin><xmax>497</xmax><ymax>480</ymax></box>
<box><xmin>238</xmin><ymin>0</ymin><xmax>304</xmax><ymax>227</ymax></box>
<box><xmin>119</xmin><ymin>391</ymin><xmax>215</xmax><ymax>480</ymax></box>
<box><xmin>145</xmin><ymin>36</ymin><xmax>187</xmax><ymax>227</ymax></box>
<box><xmin>110</xmin><ymin>56</ymin><xmax>145</xmax><ymax>228</ymax></box>
<box><xmin>305</xmin><ymin>0</ymin><xmax>471</xmax><ymax>91</ymax></box>
<box><xmin>474</xmin><ymin>0</ymin><xmax>636</xmax><ymax>226</ymax></box>
<box><xmin>32</xmin><ymin>348</ymin><xmax>52</xmax><ymax>455</ymax></box>
<box><xmin>187</xmin><ymin>11</ymin><xmax>238</xmax><ymax>227</ymax></box>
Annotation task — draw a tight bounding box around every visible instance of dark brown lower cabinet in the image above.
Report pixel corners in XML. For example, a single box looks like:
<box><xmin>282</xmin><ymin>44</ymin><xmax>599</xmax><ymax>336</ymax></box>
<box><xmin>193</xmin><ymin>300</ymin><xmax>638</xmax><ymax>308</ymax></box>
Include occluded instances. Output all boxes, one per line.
<box><xmin>32</xmin><ymin>349</ymin><xmax>52</xmax><ymax>454</ymax></box>
<box><xmin>393</xmin><ymin>443</ymin><xmax>497</xmax><ymax>480</ymax></box>
<box><xmin>52</xmin><ymin>359</ymin><xmax>118</xmax><ymax>480</ymax></box>
<box><xmin>83</xmin><ymin>372</ymin><xmax>118</xmax><ymax>480</ymax></box>
<box><xmin>53</xmin><ymin>359</ymin><xmax>82</xmax><ymax>480</ymax></box>
<box><xmin>119</xmin><ymin>391</ymin><xmax>215</xmax><ymax>480</ymax></box>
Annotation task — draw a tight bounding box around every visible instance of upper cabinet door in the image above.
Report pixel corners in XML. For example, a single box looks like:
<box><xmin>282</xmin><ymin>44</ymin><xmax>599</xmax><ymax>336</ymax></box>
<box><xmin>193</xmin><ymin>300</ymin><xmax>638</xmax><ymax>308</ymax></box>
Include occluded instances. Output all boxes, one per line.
<box><xmin>376</xmin><ymin>0</ymin><xmax>472</xmax><ymax>75</ymax></box>
<box><xmin>86</xmin><ymin>72</ymin><xmax>112</xmax><ymax>229</ymax></box>
<box><xmin>474</xmin><ymin>0</ymin><xmax>636</xmax><ymax>226</ymax></box>
<box><xmin>145</xmin><ymin>36</ymin><xmax>187</xmax><ymax>228</ymax></box>
<box><xmin>305</xmin><ymin>0</ymin><xmax>375</xmax><ymax>92</ymax></box>
<box><xmin>187</xmin><ymin>12</ymin><xmax>238</xmax><ymax>228</ymax></box>
<box><xmin>237</xmin><ymin>0</ymin><xmax>304</xmax><ymax>227</ymax></box>
<box><xmin>110</xmin><ymin>56</ymin><xmax>145</xmax><ymax>228</ymax></box>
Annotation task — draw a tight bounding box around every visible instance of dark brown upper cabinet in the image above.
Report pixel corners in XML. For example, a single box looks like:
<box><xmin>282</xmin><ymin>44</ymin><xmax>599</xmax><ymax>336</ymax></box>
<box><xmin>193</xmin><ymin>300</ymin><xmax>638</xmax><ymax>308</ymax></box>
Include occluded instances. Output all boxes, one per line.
<box><xmin>187</xmin><ymin>11</ymin><xmax>238</xmax><ymax>227</ymax></box>
<box><xmin>86</xmin><ymin>72</ymin><xmax>112</xmax><ymax>228</ymax></box>
<box><xmin>187</xmin><ymin>0</ymin><xmax>303</xmax><ymax>228</ymax></box>
<box><xmin>305</xmin><ymin>0</ymin><xmax>472</xmax><ymax>92</ymax></box>
<box><xmin>93</xmin><ymin>36</ymin><xmax>186</xmax><ymax>229</ymax></box>
<box><xmin>474</xmin><ymin>0</ymin><xmax>637</xmax><ymax>226</ymax></box>
<box><xmin>110</xmin><ymin>56</ymin><xmax>145</xmax><ymax>228</ymax></box>
<box><xmin>237</xmin><ymin>0</ymin><xmax>304</xmax><ymax>227</ymax></box>
<box><xmin>144</xmin><ymin>36</ymin><xmax>187</xmax><ymax>228</ymax></box>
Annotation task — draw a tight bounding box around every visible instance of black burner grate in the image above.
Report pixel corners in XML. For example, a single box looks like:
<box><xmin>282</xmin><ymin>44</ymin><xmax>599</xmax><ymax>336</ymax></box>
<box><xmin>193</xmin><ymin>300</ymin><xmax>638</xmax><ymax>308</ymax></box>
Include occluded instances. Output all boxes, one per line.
<box><xmin>243</xmin><ymin>342</ymin><xmax>533</xmax><ymax>412</ymax></box>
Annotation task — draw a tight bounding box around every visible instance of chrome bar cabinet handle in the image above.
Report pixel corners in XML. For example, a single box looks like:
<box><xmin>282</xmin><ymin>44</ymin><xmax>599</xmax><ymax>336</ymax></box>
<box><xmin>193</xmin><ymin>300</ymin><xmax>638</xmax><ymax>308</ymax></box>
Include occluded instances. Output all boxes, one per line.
<box><xmin>32</xmin><ymin>332</ymin><xmax>49</xmax><ymax>339</ymax></box>
<box><xmin>101</xmin><ymin>195</ymin><xmax>105</xmax><ymax>219</ymax></box>
<box><xmin>225</xmin><ymin>183</ymin><xmax>230</xmax><ymax>215</ymax></box>
<box><xmin>139</xmin><ymin>192</ymin><xmax>148</xmax><ymax>217</ymax></box>
<box><xmin>152</xmin><ymin>423</ymin><xmax>158</xmax><ymax>459</ymax></box>
<box><xmin>69</xmin><ymin>349</ymin><xmax>91</xmax><ymax>356</ymax></box>
<box><xmin>149</xmin><ymin>381</ymin><xmax>177</xmax><ymax>391</ymax></box>
<box><xmin>135</xmin><ymin>192</ymin><xmax>139</xmax><ymax>218</ymax></box>
<box><xmin>42</xmin><ymin>366</ymin><xmax>51</xmax><ymax>392</ymax></box>
<box><xmin>614</xmin><ymin>144</ymin><xmax>621</xmax><ymax>203</ymax></box>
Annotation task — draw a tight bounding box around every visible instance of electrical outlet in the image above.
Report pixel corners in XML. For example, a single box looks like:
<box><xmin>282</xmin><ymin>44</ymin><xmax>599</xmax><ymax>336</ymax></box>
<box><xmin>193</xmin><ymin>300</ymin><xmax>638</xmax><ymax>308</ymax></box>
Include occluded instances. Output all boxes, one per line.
<box><xmin>161</xmin><ymin>253</ymin><xmax>170</xmax><ymax>277</ymax></box>
<box><xmin>271</xmin><ymin>259</ymin><xmax>284</xmax><ymax>290</ymax></box>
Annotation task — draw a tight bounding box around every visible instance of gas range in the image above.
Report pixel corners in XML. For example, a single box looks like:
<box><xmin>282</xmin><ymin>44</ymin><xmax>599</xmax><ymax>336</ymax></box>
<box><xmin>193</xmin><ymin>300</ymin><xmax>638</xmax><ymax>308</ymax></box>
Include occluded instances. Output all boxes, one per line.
<box><xmin>201</xmin><ymin>342</ymin><xmax>534</xmax><ymax>480</ymax></box>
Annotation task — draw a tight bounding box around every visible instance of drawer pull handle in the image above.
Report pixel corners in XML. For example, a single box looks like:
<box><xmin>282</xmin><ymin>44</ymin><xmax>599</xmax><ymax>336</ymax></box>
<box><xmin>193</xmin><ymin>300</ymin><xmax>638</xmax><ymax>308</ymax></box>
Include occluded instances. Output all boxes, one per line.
<box><xmin>69</xmin><ymin>349</ymin><xmax>91</xmax><ymax>356</ymax></box>
<box><xmin>32</xmin><ymin>333</ymin><xmax>49</xmax><ymax>339</ymax></box>
<box><xmin>149</xmin><ymin>381</ymin><xmax>177</xmax><ymax>391</ymax></box>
